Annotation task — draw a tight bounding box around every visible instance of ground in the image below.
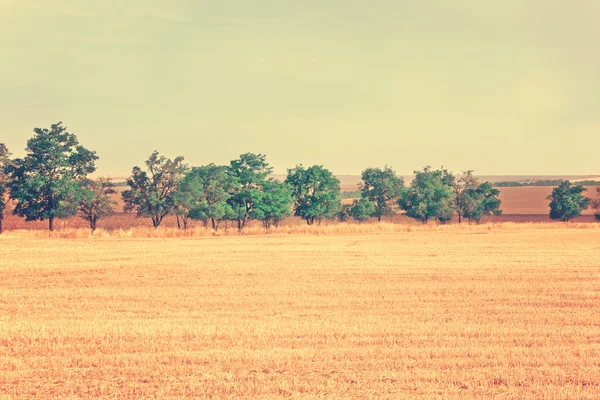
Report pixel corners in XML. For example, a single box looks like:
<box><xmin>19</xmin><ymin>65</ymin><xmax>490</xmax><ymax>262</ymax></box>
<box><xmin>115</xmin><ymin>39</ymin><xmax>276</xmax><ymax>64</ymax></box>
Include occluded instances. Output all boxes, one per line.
<box><xmin>1</xmin><ymin>226</ymin><xmax>600</xmax><ymax>398</ymax></box>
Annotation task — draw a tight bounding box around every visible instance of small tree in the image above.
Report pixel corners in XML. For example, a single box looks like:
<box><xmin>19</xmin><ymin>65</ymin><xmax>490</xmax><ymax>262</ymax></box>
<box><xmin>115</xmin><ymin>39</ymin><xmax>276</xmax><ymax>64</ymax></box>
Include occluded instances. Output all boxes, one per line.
<box><xmin>347</xmin><ymin>198</ymin><xmax>375</xmax><ymax>222</ymax></box>
<box><xmin>463</xmin><ymin>181</ymin><xmax>502</xmax><ymax>223</ymax></box>
<box><xmin>398</xmin><ymin>166</ymin><xmax>455</xmax><ymax>224</ymax></box>
<box><xmin>285</xmin><ymin>165</ymin><xmax>342</xmax><ymax>225</ymax></box>
<box><xmin>547</xmin><ymin>181</ymin><xmax>591</xmax><ymax>222</ymax></box>
<box><xmin>452</xmin><ymin>171</ymin><xmax>502</xmax><ymax>223</ymax></box>
<box><xmin>79</xmin><ymin>178</ymin><xmax>116</xmax><ymax>231</ymax></box>
<box><xmin>359</xmin><ymin>166</ymin><xmax>404</xmax><ymax>222</ymax></box>
<box><xmin>122</xmin><ymin>151</ymin><xmax>188</xmax><ymax>228</ymax></box>
<box><xmin>0</xmin><ymin>143</ymin><xmax>11</xmax><ymax>234</ymax></box>
<box><xmin>176</xmin><ymin>164</ymin><xmax>236</xmax><ymax>230</ymax></box>
<box><xmin>228</xmin><ymin>153</ymin><xmax>273</xmax><ymax>231</ymax></box>
<box><xmin>6</xmin><ymin>122</ymin><xmax>98</xmax><ymax>231</ymax></box>
<box><xmin>255</xmin><ymin>179</ymin><xmax>293</xmax><ymax>229</ymax></box>
<box><xmin>452</xmin><ymin>170</ymin><xmax>478</xmax><ymax>224</ymax></box>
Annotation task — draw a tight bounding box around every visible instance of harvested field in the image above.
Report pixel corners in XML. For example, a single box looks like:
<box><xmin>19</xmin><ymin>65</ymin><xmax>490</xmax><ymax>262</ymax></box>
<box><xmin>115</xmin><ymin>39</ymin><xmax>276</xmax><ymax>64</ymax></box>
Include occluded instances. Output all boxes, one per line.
<box><xmin>1</xmin><ymin>226</ymin><xmax>600</xmax><ymax>398</ymax></box>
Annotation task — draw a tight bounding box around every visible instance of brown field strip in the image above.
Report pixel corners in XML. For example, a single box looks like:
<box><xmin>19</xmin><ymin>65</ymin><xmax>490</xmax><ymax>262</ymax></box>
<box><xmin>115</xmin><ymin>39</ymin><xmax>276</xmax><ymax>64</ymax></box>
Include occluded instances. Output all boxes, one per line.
<box><xmin>1</xmin><ymin>228</ymin><xmax>600</xmax><ymax>398</ymax></box>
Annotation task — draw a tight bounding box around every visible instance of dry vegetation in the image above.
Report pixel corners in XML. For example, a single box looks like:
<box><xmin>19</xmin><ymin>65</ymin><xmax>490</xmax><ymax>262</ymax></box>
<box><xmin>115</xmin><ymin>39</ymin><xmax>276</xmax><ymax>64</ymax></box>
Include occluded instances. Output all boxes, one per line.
<box><xmin>1</xmin><ymin>224</ymin><xmax>600</xmax><ymax>398</ymax></box>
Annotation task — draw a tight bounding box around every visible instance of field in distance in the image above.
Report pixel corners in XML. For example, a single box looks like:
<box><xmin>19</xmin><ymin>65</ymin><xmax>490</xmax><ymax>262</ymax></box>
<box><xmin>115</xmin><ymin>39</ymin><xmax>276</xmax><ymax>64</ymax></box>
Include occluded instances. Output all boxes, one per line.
<box><xmin>1</xmin><ymin>226</ymin><xmax>600</xmax><ymax>398</ymax></box>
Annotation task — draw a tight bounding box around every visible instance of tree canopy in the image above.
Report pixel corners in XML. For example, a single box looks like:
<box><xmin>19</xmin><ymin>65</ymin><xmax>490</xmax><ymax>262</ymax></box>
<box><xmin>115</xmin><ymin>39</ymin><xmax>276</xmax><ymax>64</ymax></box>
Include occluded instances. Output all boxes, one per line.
<box><xmin>254</xmin><ymin>179</ymin><xmax>293</xmax><ymax>229</ymax></box>
<box><xmin>547</xmin><ymin>181</ymin><xmax>591</xmax><ymax>222</ymax></box>
<box><xmin>228</xmin><ymin>153</ymin><xmax>273</xmax><ymax>230</ymax></box>
<box><xmin>398</xmin><ymin>166</ymin><xmax>455</xmax><ymax>224</ymax></box>
<box><xmin>452</xmin><ymin>171</ymin><xmax>502</xmax><ymax>223</ymax></box>
<box><xmin>6</xmin><ymin>122</ymin><xmax>98</xmax><ymax>231</ymax></box>
<box><xmin>286</xmin><ymin>165</ymin><xmax>342</xmax><ymax>225</ymax></box>
<box><xmin>175</xmin><ymin>164</ymin><xmax>236</xmax><ymax>230</ymax></box>
<box><xmin>122</xmin><ymin>151</ymin><xmax>188</xmax><ymax>228</ymax></box>
<box><xmin>79</xmin><ymin>177</ymin><xmax>116</xmax><ymax>231</ymax></box>
<box><xmin>359</xmin><ymin>166</ymin><xmax>404</xmax><ymax>221</ymax></box>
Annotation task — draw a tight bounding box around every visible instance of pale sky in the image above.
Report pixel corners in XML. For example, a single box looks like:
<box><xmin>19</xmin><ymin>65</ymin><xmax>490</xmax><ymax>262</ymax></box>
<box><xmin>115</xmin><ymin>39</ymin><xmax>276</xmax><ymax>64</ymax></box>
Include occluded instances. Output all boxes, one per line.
<box><xmin>1</xmin><ymin>0</ymin><xmax>599</xmax><ymax>176</ymax></box>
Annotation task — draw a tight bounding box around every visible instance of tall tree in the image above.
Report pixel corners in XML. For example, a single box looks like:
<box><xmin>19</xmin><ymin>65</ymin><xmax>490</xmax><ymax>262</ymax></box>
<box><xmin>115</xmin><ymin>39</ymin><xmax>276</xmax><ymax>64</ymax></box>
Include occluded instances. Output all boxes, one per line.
<box><xmin>0</xmin><ymin>143</ymin><xmax>12</xmax><ymax>234</ymax></box>
<box><xmin>359</xmin><ymin>166</ymin><xmax>404</xmax><ymax>222</ymax></box>
<box><xmin>398</xmin><ymin>166</ymin><xmax>455</xmax><ymax>224</ymax></box>
<box><xmin>175</xmin><ymin>164</ymin><xmax>236</xmax><ymax>230</ymax></box>
<box><xmin>6</xmin><ymin>122</ymin><xmax>98</xmax><ymax>231</ymax></box>
<box><xmin>285</xmin><ymin>165</ymin><xmax>342</xmax><ymax>225</ymax></box>
<box><xmin>547</xmin><ymin>181</ymin><xmax>591</xmax><ymax>222</ymax></box>
<box><xmin>228</xmin><ymin>153</ymin><xmax>273</xmax><ymax>231</ymax></box>
<box><xmin>122</xmin><ymin>151</ymin><xmax>188</xmax><ymax>228</ymax></box>
<box><xmin>254</xmin><ymin>179</ymin><xmax>293</xmax><ymax>229</ymax></box>
<box><xmin>79</xmin><ymin>177</ymin><xmax>116</xmax><ymax>231</ymax></box>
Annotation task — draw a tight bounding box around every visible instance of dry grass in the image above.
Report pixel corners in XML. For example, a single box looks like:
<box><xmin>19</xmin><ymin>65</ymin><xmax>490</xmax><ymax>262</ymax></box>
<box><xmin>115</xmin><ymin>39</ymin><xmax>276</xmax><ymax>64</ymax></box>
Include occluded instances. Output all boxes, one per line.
<box><xmin>1</xmin><ymin>227</ymin><xmax>600</xmax><ymax>398</ymax></box>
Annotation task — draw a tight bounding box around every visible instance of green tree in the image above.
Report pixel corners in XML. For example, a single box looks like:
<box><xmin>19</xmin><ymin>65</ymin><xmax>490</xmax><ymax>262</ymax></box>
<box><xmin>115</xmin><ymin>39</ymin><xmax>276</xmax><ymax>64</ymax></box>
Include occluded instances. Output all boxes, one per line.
<box><xmin>359</xmin><ymin>166</ymin><xmax>404</xmax><ymax>222</ymax></box>
<box><xmin>176</xmin><ymin>164</ymin><xmax>236</xmax><ymax>230</ymax></box>
<box><xmin>452</xmin><ymin>171</ymin><xmax>502</xmax><ymax>223</ymax></box>
<box><xmin>452</xmin><ymin>170</ymin><xmax>478</xmax><ymax>224</ymax></box>
<box><xmin>547</xmin><ymin>181</ymin><xmax>591</xmax><ymax>222</ymax></box>
<box><xmin>79</xmin><ymin>177</ymin><xmax>116</xmax><ymax>231</ymax></box>
<box><xmin>122</xmin><ymin>151</ymin><xmax>188</xmax><ymax>228</ymax></box>
<box><xmin>593</xmin><ymin>186</ymin><xmax>600</xmax><ymax>221</ymax></box>
<box><xmin>398</xmin><ymin>166</ymin><xmax>455</xmax><ymax>224</ymax></box>
<box><xmin>0</xmin><ymin>143</ymin><xmax>12</xmax><ymax>234</ymax></box>
<box><xmin>6</xmin><ymin>122</ymin><xmax>98</xmax><ymax>231</ymax></box>
<box><xmin>285</xmin><ymin>165</ymin><xmax>342</xmax><ymax>225</ymax></box>
<box><xmin>254</xmin><ymin>179</ymin><xmax>293</xmax><ymax>229</ymax></box>
<box><xmin>463</xmin><ymin>181</ymin><xmax>502</xmax><ymax>223</ymax></box>
<box><xmin>347</xmin><ymin>198</ymin><xmax>376</xmax><ymax>222</ymax></box>
<box><xmin>228</xmin><ymin>153</ymin><xmax>273</xmax><ymax>231</ymax></box>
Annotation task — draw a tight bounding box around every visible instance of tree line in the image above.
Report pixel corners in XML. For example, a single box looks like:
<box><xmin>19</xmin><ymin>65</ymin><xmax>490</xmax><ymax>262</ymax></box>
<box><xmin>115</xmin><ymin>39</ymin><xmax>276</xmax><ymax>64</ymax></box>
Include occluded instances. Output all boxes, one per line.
<box><xmin>1</xmin><ymin>123</ymin><xmax>599</xmax><ymax>233</ymax></box>
<box><xmin>494</xmin><ymin>179</ymin><xmax>600</xmax><ymax>187</ymax></box>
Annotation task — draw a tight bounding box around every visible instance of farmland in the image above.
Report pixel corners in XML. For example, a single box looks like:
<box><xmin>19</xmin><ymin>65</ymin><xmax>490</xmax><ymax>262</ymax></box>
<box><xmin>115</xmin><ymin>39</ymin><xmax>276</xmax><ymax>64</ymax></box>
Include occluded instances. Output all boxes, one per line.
<box><xmin>1</xmin><ymin>225</ymin><xmax>600</xmax><ymax>398</ymax></box>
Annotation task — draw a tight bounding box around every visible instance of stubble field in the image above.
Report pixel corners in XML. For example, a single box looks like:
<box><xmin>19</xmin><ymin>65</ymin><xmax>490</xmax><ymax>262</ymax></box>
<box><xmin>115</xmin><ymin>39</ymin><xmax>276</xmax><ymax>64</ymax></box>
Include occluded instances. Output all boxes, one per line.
<box><xmin>1</xmin><ymin>225</ymin><xmax>600</xmax><ymax>398</ymax></box>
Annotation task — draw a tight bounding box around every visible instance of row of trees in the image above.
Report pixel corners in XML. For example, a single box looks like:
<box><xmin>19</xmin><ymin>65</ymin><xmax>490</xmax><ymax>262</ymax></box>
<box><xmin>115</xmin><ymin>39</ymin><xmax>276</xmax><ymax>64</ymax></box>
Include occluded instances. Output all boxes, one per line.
<box><xmin>1</xmin><ymin>122</ymin><xmax>599</xmax><ymax>232</ymax></box>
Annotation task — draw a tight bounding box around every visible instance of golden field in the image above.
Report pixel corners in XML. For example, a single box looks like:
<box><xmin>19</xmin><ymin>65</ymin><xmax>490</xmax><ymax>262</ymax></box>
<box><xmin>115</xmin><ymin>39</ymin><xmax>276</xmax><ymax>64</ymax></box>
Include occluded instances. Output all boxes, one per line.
<box><xmin>1</xmin><ymin>224</ymin><xmax>600</xmax><ymax>398</ymax></box>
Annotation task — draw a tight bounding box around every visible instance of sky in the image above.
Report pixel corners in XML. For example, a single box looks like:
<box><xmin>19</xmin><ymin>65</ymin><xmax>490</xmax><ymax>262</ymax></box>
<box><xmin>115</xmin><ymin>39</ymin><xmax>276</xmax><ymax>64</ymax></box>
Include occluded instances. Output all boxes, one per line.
<box><xmin>1</xmin><ymin>0</ymin><xmax>599</xmax><ymax>176</ymax></box>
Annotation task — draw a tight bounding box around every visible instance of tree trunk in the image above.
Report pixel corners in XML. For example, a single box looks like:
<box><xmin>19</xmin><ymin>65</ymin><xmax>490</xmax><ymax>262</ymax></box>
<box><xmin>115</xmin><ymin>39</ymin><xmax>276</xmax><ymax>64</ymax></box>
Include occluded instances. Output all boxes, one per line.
<box><xmin>0</xmin><ymin>218</ymin><xmax>3</xmax><ymax>235</ymax></box>
<box><xmin>457</xmin><ymin>214</ymin><xmax>462</xmax><ymax>224</ymax></box>
<box><xmin>176</xmin><ymin>214</ymin><xmax>181</xmax><ymax>230</ymax></box>
<box><xmin>91</xmin><ymin>217</ymin><xmax>97</xmax><ymax>232</ymax></box>
<box><xmin>183</xmin><ymin>217</ymin><xmax>188</xmax><ymax>230</ymax></box>
<box><xmin>49</xmin><ymin>216</ymin><xmax>54</xmax><ymax>231</ymax></box>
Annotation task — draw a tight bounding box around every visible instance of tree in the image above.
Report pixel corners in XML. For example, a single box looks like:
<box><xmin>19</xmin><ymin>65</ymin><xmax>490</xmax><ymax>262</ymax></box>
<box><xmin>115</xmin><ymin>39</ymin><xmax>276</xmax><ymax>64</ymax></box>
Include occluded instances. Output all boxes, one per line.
<box><xmin>398</xmin><ymin>166</ymin><xmax>455</xmax><ymax>224</ymax></box>
<box><xmin>547</xmin><ymin>181</ymin><xmax>591</xmax><ymax>222</ymax></box>
<box><xmin>346</xmin><ymin>198</ymin><xmax>375</xmax><ymax>222</ymax></box>
<box><xmin>452</xmin><ymin>171</ymin><xmax>502</xmax><ymax>223</ymax></box>
<box><xmin>592</xmin><ymin>186</ymin><xmax>600</xmax><ymax>221</ymax></box>
<box><xmin>452</xmin><ymin>170</ymin><xmax>478</xmax><ymax>224</ymax></box>
<box><xmin>285</xmin><ymin>165</ymin><xmax>342</xmax><ymax>225</ymax></box>
<box><xmin>359</xmin><ymin>166</ymin><xmax>404</xmax><ymax>222</ymax></box>
<box><xmin>0</xmin><ymin>143</ymin><xmax>11</xmax><ymax>234</ymax></box>
<box><xmin>463</xmin><ymin>181</ymin><xmax>502</xmax><ymax>223</ymax></box>
<box><xmin>79</xmin><ymin>177</ymin><xmax>116</xmax><ymax>231</ymax></box>
<box><xmin>175</xmin><ymin>164</ymin><xmax>236</xmax><ymax>230</ymax></box>
<box><xmin>122</xmin><ymin>151</ymin><xmax>188</xmax><ymax>228</ymax></box>
<box><xmin>228</xmin><ymin>153</ymin><xmax>273</xmax><ymax>231</ymax></box>
<box><xmin>254</xmin><ymin>179</ymin><xmax>293</xmax><ymax>229</ymax></box>
<box><xmin>6</xmin><ymin>122</ymin><xmax>98</xmax><ymax>231</ymax></box>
